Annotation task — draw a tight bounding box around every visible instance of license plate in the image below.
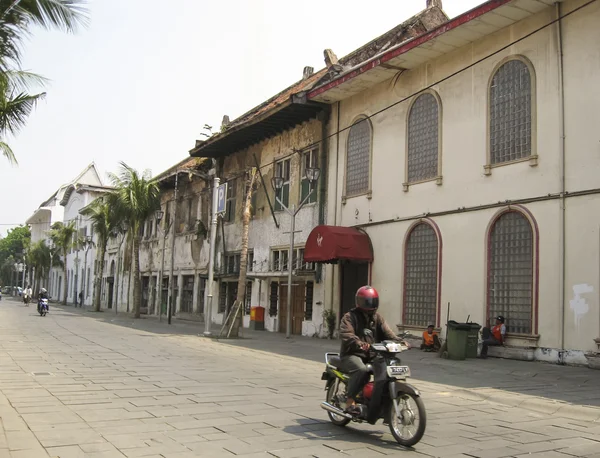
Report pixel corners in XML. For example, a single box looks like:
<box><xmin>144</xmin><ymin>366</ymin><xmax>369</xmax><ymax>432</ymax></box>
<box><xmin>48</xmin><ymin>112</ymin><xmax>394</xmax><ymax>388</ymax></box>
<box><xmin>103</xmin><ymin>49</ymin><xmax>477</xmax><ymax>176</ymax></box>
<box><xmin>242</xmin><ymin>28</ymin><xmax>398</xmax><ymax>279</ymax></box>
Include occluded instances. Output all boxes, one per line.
<box><xmin>388</xmin><ymin>366</ymin><xmax>411</xmax><ymax>378</ymax></box>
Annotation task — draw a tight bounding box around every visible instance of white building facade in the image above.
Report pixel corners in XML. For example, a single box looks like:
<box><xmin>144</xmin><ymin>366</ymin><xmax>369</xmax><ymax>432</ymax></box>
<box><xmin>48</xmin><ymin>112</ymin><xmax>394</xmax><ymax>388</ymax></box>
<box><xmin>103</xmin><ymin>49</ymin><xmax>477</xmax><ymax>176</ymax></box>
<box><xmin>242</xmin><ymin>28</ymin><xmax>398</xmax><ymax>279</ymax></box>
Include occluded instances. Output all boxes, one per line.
<box><xmin>24</xmin><ymin>163</ymin><xmax>103</xmax><ymax>299</ymax></box>
<box><xmin>306</xmin><ymin>0</ymin><xmax>600</xmax><ymax>364</ymax></box>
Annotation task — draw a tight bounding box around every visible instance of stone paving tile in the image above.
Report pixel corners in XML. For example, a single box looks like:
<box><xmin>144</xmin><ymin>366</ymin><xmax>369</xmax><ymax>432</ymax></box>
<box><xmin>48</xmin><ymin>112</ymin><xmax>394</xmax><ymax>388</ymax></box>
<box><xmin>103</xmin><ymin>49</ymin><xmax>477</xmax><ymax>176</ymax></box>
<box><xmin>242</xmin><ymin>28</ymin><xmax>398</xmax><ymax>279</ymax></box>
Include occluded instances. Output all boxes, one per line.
<box><xmin>3</xmin><ymin>302</ymin><xmax>600</xmax><ymax>458</ymax></box>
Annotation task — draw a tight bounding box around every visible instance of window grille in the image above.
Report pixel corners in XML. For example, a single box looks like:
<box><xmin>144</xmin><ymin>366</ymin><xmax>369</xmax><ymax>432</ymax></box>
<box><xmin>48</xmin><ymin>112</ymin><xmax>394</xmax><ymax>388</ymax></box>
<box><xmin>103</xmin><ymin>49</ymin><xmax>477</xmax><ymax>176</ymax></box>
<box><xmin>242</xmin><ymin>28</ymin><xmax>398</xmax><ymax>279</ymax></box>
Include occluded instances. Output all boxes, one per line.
<box><xmin>305</xmin><ymin>281</ymin><xmax>314</xmax><ymax>320</ymax></box>
<box><xmin>197</xmin><ymin>277</ymin><xmax>206</xmax><ymax>314</ymax></box>
<box><xmin>490</xmin><ymin>59</ymin><xmax>532</xmax><ymax>165</ymax></box>
<box><xmin>269</xmin><ymin>282</ymin><xmax>278</xmax><ymax>317</ymax></box>
<box><xmin>404</xmin><ymin>223</ymin><xmax>438</xmax><ymax>327</ymax></box>
<box><xmin>218</xmin><ymin>282</ymin><xmax>227</xmax><ymax>313</ymax></box>
<box><xmin>301</xmin><ymin>148</ymin><xmax>319</xmax><ymax>203</ymax></box>
<box><xmin>407</xmin><ymin>93</ymin><xmax>439</xmax><ymax>183</ymax></box>
<box><xmin>244</xmin><ymin>281</ymin><xmax>252</xmax><ymax>315</ymax></box>
<box><xmin>274</xmin><ymin>159</ymin><xmax>291</xmax><ymax>211</ymax></box>
<box><xmin>224</xmin><ymin>179</ymin><xmax>237</xmax><ymax>222</ymax></box>
<box><xmin>346</xmin><ymin>119</ymin><xmax>371</xmax><ymax>196</ymax></box>
<box><xmin>488</xmin><ymin>211</ymin><xmax>533</xmax><ymax>334</ymax></box>
<box><xmin>180</xmin><ymin>275</ymin><xmax>194</xmax><ymax>313</ymax></box>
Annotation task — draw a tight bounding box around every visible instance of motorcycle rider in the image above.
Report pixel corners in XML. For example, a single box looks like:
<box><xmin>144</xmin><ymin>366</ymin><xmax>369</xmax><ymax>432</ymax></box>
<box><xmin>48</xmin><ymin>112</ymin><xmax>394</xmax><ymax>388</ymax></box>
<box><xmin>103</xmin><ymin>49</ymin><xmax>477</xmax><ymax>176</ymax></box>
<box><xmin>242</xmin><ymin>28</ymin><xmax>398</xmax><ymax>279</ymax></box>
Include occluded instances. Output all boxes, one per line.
<box><xmin>37</xmin><ymin>288</ymin><xmax>49</xmax><ymax>313</ymax></box>
<box><xmin>339</xmin><ymin>285</ymin><xmax>408</xmax><ymax>415</ymax></box>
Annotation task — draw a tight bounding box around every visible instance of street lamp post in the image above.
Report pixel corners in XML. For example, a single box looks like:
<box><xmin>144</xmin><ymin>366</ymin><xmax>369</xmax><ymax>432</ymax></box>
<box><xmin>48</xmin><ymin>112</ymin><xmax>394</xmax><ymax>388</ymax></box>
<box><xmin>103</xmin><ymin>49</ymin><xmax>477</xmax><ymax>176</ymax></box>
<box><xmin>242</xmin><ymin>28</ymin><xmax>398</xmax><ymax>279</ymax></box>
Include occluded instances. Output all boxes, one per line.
<box><xmin>82</xmin><ymin>235</ymin><xmax>92</xmax><ymax>307</ymax></box>
<box><xmin>203</xmin><ymin>176</ymin><xmax>220</xmax><ymax>337</ymax></box>
<box><xmin>22</xmin><ymin>249</ymin><xmax>27</xmax><ymax>289</ymax></box>
<box><xmin>271</xmin><ymin>165</ymin><xmax>320</xmax><ymax>339</ymax></box>
<box><xmin>154</xmin><ymin>210</ymin><xmax>169</xmax><ymax>322</ymax></box>
<box><xmin>114</xmin><ymin>222</ymin><xmax>129</xmax><ymax>314</ymax></box>
<box><xmin>48</xmin><ymin>242</ymin><xmax>54</xmax><ymax>297</ymax></box>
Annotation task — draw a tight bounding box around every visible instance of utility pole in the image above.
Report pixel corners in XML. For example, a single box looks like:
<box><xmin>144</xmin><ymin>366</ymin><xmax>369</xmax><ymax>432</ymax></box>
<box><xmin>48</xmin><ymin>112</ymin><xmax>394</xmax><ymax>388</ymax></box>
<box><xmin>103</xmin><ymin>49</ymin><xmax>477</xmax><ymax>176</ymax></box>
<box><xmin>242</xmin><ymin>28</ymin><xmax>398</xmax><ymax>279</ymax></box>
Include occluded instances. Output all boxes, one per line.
<box><xmin>204</xmin><ymin>177</ymin><xmax>220</xmax><ymax>337</ymax></box>
<box><xmin>167</xmin><ymin>172</ymin><xmax>179</xmax><ymax>325</ymax></box>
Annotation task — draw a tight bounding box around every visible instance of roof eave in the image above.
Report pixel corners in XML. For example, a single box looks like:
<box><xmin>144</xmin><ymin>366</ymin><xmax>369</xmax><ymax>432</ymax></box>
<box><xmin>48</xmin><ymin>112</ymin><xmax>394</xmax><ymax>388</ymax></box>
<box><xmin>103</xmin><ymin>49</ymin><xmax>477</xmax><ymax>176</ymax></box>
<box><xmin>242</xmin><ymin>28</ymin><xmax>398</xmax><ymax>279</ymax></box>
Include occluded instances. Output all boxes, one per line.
<box><xmin>307</xmin><ymin>0</ymin><xmax>524</xmax><ymax>101</ymax></box>
<box><xmin>189</xmin><ymin>97</ymin><xmax>328</xmax><ymax>159</ymax></box>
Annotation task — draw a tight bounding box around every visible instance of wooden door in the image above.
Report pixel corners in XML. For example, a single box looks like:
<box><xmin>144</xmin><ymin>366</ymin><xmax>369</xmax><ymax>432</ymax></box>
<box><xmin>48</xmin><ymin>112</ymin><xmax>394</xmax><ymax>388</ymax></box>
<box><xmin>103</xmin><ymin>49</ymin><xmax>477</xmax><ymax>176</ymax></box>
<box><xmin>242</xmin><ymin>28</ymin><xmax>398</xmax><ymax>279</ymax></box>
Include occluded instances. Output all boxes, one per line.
<box><xmin>278</xmin><ymin>281</ymin><xmax>306</xmax><ymax>335</ymax></box>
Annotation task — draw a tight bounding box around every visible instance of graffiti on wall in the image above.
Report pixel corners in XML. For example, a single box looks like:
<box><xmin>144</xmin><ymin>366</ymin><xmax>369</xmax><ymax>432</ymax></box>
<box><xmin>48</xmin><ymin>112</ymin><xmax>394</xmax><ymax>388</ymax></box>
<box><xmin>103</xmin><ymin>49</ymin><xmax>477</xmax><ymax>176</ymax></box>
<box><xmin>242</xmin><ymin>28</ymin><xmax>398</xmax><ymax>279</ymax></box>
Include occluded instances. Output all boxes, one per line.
<box><xmin>569</xmin><ymin>283</ymin><xmax>593</xmax><ymax>329</ymax></box>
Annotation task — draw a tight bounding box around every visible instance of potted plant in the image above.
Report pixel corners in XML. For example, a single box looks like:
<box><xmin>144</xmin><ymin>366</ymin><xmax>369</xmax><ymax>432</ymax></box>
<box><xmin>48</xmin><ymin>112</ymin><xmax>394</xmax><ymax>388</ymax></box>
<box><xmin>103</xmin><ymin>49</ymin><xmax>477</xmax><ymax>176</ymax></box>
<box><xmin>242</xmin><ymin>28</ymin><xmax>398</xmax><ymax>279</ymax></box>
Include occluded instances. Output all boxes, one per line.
<box><xmin>322</xmin><ymin>309</ymin><xmax>337</xmax><ymax>339</ymax></box>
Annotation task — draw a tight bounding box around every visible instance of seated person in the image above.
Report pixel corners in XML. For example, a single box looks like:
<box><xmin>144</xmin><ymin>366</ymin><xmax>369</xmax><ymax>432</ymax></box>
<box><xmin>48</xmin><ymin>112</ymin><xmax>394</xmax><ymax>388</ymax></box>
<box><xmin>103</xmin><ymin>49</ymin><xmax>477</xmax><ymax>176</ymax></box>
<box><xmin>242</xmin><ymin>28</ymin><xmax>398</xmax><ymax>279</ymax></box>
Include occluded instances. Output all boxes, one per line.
<box><xmin>479</xmin><ymin>315</ymin><xmax>506</xmax><ymax>359</ymax></box>
<box><xmin>420</xmin><ymin>324</ymin><xmax>441</xmax><ymax>351</ymax></box>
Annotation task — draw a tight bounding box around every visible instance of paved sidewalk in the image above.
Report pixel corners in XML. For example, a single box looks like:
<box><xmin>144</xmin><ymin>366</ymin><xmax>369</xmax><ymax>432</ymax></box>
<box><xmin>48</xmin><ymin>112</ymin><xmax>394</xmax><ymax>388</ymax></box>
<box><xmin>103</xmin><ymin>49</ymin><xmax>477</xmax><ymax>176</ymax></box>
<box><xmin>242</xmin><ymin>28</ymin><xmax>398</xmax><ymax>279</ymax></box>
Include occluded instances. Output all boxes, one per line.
<box><xmin>49</xmin><ymin>301</ymin><xmax>600</xmax><ymax>422</ymax></box>
<box><xmin>2</xmin><ymin>299</ymin><xmax>600</xmax><ymax>458</ymax></box>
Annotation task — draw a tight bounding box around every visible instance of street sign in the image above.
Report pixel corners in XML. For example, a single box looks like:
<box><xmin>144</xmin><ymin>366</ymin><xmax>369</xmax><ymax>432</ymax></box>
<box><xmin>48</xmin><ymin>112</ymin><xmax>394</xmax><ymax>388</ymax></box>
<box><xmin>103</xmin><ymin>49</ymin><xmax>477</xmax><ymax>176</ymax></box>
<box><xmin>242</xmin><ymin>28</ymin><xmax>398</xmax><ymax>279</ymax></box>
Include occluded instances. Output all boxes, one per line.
<box><xmin>217</xmin><ymin>183</ymin><xmax>227</xmax><ymax>214</ymax></box>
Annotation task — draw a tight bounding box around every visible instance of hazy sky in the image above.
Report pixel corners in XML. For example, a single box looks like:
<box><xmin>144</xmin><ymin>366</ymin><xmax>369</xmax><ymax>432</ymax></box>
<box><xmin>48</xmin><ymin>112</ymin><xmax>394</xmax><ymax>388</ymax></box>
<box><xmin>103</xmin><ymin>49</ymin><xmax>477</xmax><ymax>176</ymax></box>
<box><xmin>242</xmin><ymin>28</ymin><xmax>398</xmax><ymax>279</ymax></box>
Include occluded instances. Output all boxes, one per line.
<box><xmin>0</xmin><ymin>0</ymin><xmax>482</xmax><ymax>236</ymax></box>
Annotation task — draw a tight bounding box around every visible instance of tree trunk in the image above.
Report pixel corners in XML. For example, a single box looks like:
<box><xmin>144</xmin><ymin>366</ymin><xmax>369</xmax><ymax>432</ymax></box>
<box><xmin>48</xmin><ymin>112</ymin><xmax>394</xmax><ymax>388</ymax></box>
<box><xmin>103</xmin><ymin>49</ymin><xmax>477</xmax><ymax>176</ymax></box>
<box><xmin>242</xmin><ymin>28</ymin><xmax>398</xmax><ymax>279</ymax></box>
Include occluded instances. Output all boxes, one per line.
<box><xmin>94</xmin><ymin>238</ymin><xmax>106</xmax><ymax>312</ymax></box>
<box><xmin>132</xmin><ymin>234</ymin><xmax>141</xmax><ymax>318</ymax></box>
<box><xmin>231</xmin><ymin>169</ymin><xmax>258</xmax><ymax>337</ymax></box>
<box><xmin>62</xmin><ymin>248</ymin><xmax>68</xmax><ymax>305</ymax></box>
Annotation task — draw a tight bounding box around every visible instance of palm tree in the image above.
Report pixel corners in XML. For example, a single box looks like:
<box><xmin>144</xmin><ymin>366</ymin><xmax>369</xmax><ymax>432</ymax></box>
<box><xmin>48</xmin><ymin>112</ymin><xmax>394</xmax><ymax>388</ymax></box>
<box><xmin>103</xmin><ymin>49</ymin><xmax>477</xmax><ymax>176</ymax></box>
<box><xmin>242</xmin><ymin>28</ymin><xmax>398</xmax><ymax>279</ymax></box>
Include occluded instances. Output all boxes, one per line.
<box><xmin>49</xmin><ymin>221</ymin><xmax>76</xmax><ymax>305</ymax></box>
<box><xmin>26</xmin><ymin>240</ymin><xmax>51</xmax><ymax>294</ymax></box>
<box><xmin>81</xmin><ymin>193</ymin><xmax>123</xmax><ymax>312</ymax></box>
<box><xmin>110</xmin><ymin>162</ymin><xmax>160</xmax><ymax>318</ymax></box>
<box><xmin>0</xmin><ymin>0</ymin><xmax>89</xmax><ymax>164</ymax></box>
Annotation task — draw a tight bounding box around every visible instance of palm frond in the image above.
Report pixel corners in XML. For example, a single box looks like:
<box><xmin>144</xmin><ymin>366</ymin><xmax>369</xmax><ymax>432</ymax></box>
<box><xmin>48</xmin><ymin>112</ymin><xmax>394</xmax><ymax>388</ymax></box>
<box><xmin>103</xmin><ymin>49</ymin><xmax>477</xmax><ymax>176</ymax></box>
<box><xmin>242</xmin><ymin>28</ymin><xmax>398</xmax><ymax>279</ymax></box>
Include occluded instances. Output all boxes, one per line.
<box><xmin>3</xmin><ymin>69</ymin><xmax>48</xmax><ymax>91</ymax></box>
<box><xmin>0</xmin><ymin>90</ymin><xmax>45</xmax><ymax>136</ymax></box>
<box><xmin>9</xmin><ymin>0</ymin><xmax>90</xmax><ymax>33</ymax></box>
<box><xmin>0</xmin><ymin>140</ymin><xmax>17</xmax><ymax>164</ymax></box>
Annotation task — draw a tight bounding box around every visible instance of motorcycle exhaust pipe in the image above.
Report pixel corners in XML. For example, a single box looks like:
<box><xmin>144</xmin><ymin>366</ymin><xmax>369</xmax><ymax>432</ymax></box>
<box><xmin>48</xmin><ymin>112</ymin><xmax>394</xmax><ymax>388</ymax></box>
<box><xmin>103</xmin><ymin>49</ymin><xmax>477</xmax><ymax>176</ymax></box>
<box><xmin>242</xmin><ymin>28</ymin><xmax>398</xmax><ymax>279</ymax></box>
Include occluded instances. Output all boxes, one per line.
<box><xmin>320</xmin><ymin>402</ymin><xmax>353</xmax><ymax>419</ymax></box>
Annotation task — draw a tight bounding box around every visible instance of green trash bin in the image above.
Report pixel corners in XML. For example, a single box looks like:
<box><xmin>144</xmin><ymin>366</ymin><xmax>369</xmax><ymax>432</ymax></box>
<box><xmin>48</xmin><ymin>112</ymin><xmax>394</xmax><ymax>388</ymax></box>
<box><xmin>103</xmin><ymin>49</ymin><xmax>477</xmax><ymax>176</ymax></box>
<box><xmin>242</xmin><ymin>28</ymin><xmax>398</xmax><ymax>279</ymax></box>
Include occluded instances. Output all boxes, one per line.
<box><xmin>465</xmin><ymin>323</ymin><xmax>481</xmax><ymax>358</ymax></box>
<box><xmin>446</xmin><ymin>320</ymin><xmax>470</xmax><ymax>360</ymax></box>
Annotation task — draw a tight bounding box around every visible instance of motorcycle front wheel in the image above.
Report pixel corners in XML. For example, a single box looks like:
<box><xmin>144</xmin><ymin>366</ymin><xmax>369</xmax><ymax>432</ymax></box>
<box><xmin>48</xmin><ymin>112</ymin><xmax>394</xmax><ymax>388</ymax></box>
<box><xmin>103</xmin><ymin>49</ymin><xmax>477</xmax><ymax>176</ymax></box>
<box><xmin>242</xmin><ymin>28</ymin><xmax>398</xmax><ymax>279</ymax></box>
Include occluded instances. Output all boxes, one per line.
<box><xmin>388</xmin><ymin>392</ymin><xmax>426</xmax><ymax>447</ymax></box>
<box><xmin>326</xmin><ymin>379</ymin><xmax>351</xmax><ymax>427</ymax></box>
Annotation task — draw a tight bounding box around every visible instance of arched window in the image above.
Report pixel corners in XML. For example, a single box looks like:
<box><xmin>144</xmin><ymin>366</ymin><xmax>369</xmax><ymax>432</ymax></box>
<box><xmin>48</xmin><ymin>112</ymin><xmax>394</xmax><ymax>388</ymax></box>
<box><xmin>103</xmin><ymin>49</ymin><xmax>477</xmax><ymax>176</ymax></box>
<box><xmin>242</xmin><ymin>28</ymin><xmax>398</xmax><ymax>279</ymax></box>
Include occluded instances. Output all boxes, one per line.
<box><xmin>403</xmin><ymin>222</ymin><xmax>440</xmax><ymax>327</ymax></box>
<box><xmin>489</xmin><ymin>58</ymin><xmax>533</xmax><ymax>165</ymax></box>
<box><xmin>487</xmin><ymin>210</ymin><xmax>534</xmax><ymax>334</ymax></box>
<box><xmin>345</xmin><ymin>118</ymin><xmax>371</xmax><ymax>196</ymax></box>
<box><xmin>407</xmin><ymin>93</ymin><xmax>440</xmax><ymax>183</ymax></box>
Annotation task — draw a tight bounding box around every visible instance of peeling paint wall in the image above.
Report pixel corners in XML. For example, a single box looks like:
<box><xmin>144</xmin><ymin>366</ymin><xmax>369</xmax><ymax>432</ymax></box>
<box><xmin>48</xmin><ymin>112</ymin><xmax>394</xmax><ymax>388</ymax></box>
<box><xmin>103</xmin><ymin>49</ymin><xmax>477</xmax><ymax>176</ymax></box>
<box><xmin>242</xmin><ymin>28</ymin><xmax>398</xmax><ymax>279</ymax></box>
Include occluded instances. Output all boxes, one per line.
<box><xmin>214</xmin><ymin>118</ymin><xmax>327</xmax><ymax>336</ymax></box>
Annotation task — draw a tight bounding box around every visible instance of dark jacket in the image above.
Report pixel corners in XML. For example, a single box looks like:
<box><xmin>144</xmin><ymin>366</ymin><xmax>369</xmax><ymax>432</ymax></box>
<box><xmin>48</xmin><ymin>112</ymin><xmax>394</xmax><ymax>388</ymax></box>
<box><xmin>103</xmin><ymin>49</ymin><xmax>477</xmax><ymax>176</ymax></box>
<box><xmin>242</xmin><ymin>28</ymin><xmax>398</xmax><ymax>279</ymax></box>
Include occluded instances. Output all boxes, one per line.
<box><xmin>340</xmin><ymin>308</ymin><xmax>399</xmax><ymax>358</ymax></box>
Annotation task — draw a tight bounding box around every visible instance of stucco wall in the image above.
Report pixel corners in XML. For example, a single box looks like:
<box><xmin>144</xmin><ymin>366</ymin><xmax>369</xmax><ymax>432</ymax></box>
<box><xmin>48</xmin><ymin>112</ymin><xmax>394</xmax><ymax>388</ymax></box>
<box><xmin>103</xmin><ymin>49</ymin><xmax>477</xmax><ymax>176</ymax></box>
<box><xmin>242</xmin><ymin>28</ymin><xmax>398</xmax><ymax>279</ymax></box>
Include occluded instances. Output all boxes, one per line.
<box><xmin>324</xmin><ymin>0</ymin><xmax>600</xmax><ymax>353</ymax></box>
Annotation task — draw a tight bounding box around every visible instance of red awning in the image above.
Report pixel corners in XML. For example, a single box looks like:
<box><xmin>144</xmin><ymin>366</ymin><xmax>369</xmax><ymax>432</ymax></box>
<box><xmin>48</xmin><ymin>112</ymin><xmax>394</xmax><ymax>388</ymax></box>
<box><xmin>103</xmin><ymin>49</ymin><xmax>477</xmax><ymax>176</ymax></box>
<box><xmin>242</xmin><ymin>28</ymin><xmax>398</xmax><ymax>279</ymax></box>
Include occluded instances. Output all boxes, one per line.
<box><xmin>304</xmin><ymin>225</ymin><xmax>373</xmax><ymax>264</ymax></box>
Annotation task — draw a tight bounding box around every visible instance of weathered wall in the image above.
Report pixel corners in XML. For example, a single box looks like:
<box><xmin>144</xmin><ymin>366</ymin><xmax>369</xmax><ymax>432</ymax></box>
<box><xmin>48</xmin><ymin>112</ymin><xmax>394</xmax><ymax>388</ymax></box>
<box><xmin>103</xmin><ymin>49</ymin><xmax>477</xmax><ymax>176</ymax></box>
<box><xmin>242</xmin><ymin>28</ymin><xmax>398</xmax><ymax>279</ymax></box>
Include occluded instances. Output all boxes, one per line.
<box><xmin>214</xmin><ymin>118</ymin><xmax>327</xmax><ymax>335</ymax></box>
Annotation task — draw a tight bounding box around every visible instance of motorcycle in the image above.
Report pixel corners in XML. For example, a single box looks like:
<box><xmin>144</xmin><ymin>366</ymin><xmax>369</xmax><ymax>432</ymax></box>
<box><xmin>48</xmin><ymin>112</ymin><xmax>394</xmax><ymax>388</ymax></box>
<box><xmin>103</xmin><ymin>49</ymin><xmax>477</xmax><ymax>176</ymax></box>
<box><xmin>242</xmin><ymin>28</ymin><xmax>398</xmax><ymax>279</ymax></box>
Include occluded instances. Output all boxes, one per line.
<box><xmin>23</xmin><ymin>294</ymin><xmax>30</xmax><ymax>306</ymax></box>
<box><xmin>38</xmin><ymin>298</ymin><xmax>49</xmax><ymax>316</ymax></box>
<box><xmin>320</xmin><ymin>340</ymin><xmax>426</xmax><ymax>447</ymax></box>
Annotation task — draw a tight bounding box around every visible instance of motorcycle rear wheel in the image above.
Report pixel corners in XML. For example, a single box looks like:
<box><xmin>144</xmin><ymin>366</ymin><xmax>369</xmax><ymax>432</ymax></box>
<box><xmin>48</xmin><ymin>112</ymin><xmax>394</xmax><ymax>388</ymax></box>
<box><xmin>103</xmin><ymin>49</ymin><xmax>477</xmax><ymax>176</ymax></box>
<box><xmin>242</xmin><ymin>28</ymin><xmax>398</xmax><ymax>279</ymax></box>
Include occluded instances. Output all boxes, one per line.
<box><xmin>326</xmin><ymin>379</ymin><xmax>351</xmax><ymax>427</ymax></box>
<box><xmin>388</xmin><ymin>392</ymin><xmax>426</xmax><ymax>447</ymax></box>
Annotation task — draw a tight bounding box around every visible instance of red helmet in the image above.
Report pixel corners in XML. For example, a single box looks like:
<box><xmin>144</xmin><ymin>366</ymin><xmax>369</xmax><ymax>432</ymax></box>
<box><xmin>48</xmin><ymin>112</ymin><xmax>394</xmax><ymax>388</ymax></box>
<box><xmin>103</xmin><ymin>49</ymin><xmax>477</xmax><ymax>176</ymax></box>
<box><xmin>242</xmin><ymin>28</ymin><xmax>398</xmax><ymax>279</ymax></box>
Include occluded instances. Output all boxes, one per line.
<box><xmin>355</xmin><ymin>286</ymin><xmax>379</xmax><ymax>312</ymax></box>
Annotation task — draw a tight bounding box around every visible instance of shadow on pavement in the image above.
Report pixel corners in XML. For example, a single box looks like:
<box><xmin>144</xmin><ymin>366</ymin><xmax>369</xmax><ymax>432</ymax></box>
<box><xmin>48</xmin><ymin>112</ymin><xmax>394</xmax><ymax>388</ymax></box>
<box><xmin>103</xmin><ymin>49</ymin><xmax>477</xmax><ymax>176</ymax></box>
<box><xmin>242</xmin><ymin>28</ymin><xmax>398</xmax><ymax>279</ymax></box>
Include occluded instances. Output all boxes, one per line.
<box><xmin>49</xmin><ymin>302</ymin><xmax>600</xmax><ymax>410</ymax></box>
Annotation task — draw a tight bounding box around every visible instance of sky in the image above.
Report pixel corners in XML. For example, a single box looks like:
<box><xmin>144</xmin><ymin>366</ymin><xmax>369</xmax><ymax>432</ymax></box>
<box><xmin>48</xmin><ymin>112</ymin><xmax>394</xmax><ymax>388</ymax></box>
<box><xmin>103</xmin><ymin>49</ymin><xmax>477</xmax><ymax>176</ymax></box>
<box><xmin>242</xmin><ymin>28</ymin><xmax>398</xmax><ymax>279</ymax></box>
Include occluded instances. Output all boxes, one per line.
<box><xmin>0</xmin><ymin>0</ymin><xmax>482</xmax><ymax>237</ymax></box>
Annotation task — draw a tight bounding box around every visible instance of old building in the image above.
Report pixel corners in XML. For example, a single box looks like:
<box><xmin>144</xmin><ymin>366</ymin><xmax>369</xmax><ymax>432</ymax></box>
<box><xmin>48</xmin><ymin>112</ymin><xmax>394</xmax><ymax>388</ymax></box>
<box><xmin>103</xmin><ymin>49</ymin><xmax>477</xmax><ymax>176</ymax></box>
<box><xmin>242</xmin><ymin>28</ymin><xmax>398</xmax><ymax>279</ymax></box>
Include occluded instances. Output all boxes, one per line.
<box><xmin>99</xmin><ymin>157</ymin><xmax>212</xmax><ymax>316</ymax></box>
<box><xmin>189</xmin><ymin>71</ymin><xmax>331</xmax><ymax>336</ymax></box>
<box><xmin>306</xmin><ymin>0</ymin><xmax>600</xmax><ymax>364</ymax></box>
<box><xmin>60</xmin><ymin>183</ymin><xmax>114</xmax><ymax>307</ymax></box>
<box><xmin>24</xmin><ymin>163</ymin><xmax>104</xmax><ymax>299</ymax></box>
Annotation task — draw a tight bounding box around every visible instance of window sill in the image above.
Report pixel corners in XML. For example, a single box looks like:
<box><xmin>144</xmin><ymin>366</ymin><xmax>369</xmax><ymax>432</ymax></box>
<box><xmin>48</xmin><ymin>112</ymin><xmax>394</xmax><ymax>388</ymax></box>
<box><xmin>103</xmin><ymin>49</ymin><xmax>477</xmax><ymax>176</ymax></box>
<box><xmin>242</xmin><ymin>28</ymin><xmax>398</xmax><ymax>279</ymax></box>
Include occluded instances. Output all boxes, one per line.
<box><xmin>402</xmin><ymin>176</ymin><xmax>443</xmax><ymax>192</ymax></box>
<box><xmin>484</xmin><ymin>155</ymin><xmax>538</xmax><ymax>176</ymax></box>
<box><xmin>342</xmin><ymin>190</ymin><xmax>372</xmax><ymax>205</ymax></box>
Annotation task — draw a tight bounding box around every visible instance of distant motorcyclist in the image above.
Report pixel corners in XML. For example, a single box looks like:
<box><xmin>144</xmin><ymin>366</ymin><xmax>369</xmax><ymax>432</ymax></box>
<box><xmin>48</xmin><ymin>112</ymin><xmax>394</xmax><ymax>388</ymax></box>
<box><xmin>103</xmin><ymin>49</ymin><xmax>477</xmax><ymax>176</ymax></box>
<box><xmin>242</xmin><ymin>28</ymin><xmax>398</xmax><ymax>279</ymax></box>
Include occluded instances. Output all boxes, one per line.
<box><xmin>339</xmin><ymin>285</ymin><xmax>409</xmax><ymax>415</ymax></box>
<box><xmin>37</xmin><ymin>288</ymin><xmax>49</xmax><ymax>313</ymax></box>
<box><xmin>23</xmin><ymin>285</ymin><xmax>32</xmax><ymax>306</ymax></box>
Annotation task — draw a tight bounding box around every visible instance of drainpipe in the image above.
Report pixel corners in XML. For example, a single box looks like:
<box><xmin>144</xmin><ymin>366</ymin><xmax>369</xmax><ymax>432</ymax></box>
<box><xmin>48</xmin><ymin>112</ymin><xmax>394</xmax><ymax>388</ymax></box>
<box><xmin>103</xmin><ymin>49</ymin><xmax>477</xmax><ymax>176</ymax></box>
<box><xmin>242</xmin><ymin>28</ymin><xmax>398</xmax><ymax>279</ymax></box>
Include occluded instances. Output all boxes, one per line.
<box><xmin>316</xmin><ymin>107</ymin><xmax>330</xmax><ymax>284</ymax></box>
<box><xmin>168</xmin><ymin>172</ymin><xmax>179</xmax><ymax>325</ymax></box>
<box><xmin>329</xmin><ymin>101</ymin><xmax>341</xmax><ymax>314</ymax></box>
<box><xmin>556</xmin><ymin>2</ymin><xmax>566</xmax><ymax>362</ymax></box>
